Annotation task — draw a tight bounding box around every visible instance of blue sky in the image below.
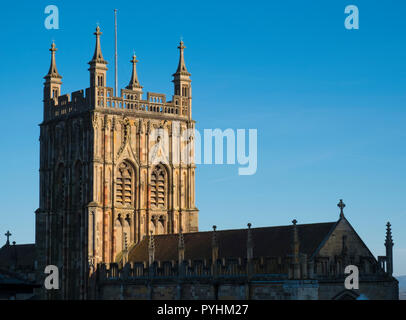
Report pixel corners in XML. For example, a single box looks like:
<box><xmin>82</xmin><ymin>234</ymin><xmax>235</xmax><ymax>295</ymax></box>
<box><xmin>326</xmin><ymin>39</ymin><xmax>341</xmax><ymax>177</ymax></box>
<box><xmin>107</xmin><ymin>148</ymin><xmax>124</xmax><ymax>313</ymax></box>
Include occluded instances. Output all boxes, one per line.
<box><xmin>0</xmin><ymin>0</ymin><xmax>405</xmax><ymax>275</ymax></box>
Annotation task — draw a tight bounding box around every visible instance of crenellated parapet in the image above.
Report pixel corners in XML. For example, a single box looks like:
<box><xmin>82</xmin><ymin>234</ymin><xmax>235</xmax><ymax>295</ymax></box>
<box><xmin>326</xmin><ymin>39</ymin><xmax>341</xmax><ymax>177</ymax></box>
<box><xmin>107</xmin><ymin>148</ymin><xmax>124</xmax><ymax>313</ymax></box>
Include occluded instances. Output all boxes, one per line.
<box><xmin>96</xmin><ymin>255</ymin><xmax>307</xmax><ymax>283</ymax></box>
<box><xmin>44</xmin><ymin>87</ymin><xmax>189</xmax><ymax>122</ymax></box>
<box><xmin>43</xmin><ymin>27</ymin><xmax>192</xmax><ymax>123</ymax></box>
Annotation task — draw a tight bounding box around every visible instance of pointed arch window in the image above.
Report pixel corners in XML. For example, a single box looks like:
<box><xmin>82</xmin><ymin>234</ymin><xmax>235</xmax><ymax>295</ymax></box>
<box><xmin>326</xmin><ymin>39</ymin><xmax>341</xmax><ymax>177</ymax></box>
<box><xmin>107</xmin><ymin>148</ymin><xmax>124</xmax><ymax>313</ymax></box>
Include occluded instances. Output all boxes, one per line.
<box><xmin>150</xmin><ymin>165</ymin><xmax>167</xmax><ymax>208</ymax></box>
<box><xmin>116</xmin><ymin>162</ymin><xmax>134</xmax><ymax>206</ymax></box>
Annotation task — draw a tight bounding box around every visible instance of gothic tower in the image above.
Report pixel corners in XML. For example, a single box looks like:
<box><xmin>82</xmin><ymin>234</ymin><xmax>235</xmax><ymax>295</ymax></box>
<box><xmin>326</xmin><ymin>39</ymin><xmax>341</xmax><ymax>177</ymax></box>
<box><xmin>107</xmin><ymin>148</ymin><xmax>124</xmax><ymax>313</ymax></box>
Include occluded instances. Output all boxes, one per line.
<box><xmin>36</xmin><ymin>27</ymin><xmax>198</xmax><ymax>299</ymax></box>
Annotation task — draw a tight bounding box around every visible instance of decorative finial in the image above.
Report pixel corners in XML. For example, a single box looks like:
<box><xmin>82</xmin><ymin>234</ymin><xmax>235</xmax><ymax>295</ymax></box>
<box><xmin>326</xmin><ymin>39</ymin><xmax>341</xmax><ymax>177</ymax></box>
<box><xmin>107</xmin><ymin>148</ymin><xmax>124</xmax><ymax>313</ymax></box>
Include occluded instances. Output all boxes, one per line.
<box><xmin>5</xmin><ymin>230</ymin><xmax>11</xmax><ymax>246</ymax></box>
<box><xmin>247</xmin><ymin>223</ymin><xmax>254</xmax><ymax>260</ymax></box>
<box><xmin>212</xmin><ymin>225</ymin><xmax>218</xmax><ymax>247</ymax></box>
<box><xmin>126</xmin><ymin>52</ymin><xmax>142</xmax><ymax>90</ymax></box>
<box><xmin>44</xmin><ymin>41</ymin><xmax>62</xmax><ymax>80</ymax></box>
<box><xmin>95</xmin><ymin>25</ymin><xmax>101</xmax><ymax>35</ymax></box>
<box><xmin>50</xmin><ymin>42</ymin><xmax>57</xmax><ymax>52</ymax></box>
<box><xmin>173</xmin><ymin>38</ymin><xmax>190</xmax><ymax>76</ymax></box>
<box><xmin>338</xmin><ymin>199</ymin><xmax>346</xmax><ymax>218</ymax></box>
<box><xmin>178</xmin><ymin>227</ymin><xmax>185</xmax><ymax>249</ymax></box>
<box><xmin>89</xmin><ymin>25</ymin><xmax>107</xmax><ymax>65</ymax></box>
<box><xmin>149</xmin><ymin>230</ymin><xmax>155</xmax><ymax>248</ymax></box>
<box><xmin>385</xmin><ymin>221</ymin><xmax>394</xmax><ymax>246</ymax></box>
<box><xmin>148</xmin><ymin>230</ymin><xmax>155</xmax><ymax>264</ymax></box>
<box><xmin>178</xmin><ymin>40</ymin><xmax>185</xmax><ymax>50</ymax></box>
<box><xmin>292</xmin><ymin>219</ymin><xmax>297</xmax><ymax>226</ymax></box>
<box><xmin>123</xmin><ymin>232</ymin><xmax>128</xmax><ymax>251</ymax></box>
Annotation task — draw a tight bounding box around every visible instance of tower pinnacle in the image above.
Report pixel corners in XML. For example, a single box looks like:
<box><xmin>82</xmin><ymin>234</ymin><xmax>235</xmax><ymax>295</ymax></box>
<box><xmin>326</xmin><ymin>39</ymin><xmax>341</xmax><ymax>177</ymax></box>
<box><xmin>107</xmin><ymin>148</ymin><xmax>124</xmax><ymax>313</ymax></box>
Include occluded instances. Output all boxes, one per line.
<box><xmin>385</xmin><ymin>222</ymin><xmax>394</xmax><ymax>247</ymax></box>
<box><xmin>174</xmin><ymin>40</ymin><xmax>190</xmax><ymax>76</ymax></box>
<box><xmin>89</xmin><ymin>26</ymin><xmax>107</xmax><ymax>65</ymax></box>
<box><xmin>172</xmin><ymin>40</ymin><xmax>192</xmax><ymax>101</ymax></box>
<box><xmin>43</xmin><ymin>42</ymin><xmax>62</xmax><ymax>101</ymax></box>
<box><xmin>385</xmin><ymin>221</ymin><xmax>394</xmax><ymax>276</ymax></box>
<box><xmin>126</xmin><ymin>54</ymin><xmax>143</xmax><ymax>91</ymax></box>
<box><xmin>88</xmin><ymin>26</ymin><xmax>108</xmax><ymax>89</ymax></box>
<box><xmin>44</xmin><ymin>42</ymin><xmax>62</xmax><ymax>80</ymax></box>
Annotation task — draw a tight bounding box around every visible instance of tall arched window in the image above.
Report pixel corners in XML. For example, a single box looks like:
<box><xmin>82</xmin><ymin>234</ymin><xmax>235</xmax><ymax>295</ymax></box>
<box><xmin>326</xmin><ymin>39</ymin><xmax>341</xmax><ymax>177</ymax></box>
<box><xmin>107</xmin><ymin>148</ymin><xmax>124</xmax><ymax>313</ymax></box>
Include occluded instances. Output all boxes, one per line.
<box><xmin>150</xmin><ymin>164</ymin><xmax>167</xmax><ymax>208</ymax></box>
<box><xmin>116</xmin><ymin>162</ymin><xmax>134</xmax><ymax>206</ymax></box>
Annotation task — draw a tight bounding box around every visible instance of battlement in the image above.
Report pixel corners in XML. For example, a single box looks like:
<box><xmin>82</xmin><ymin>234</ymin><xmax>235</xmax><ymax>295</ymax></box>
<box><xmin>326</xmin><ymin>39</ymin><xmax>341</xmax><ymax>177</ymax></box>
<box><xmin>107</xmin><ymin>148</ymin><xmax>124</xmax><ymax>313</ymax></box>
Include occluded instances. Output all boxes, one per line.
<box><xmin>45</xmin><ymin>87</ymin><xmax>189</xmax><ymax>121</ymax></box>
<box><xmin>96</xmin><ymin>256</ymin><xmax>299</xmax><ymax>283</ymax></box>
<box><xmin>94</xmin><ymin>258</ymin><xmax>319</xmax><ymax>300</ymax></box>
<box><xmin>43</xmin><ymin>27</ymin><xmax>193</xmax><ymax>123</ymax></box>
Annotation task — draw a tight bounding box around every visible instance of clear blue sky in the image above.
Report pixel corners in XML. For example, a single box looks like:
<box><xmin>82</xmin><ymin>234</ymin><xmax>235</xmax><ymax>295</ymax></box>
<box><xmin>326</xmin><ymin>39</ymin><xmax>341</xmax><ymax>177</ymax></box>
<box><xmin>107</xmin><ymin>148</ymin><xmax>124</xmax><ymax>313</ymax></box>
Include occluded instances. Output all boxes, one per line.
<box><xmin>0</xmin><ymin>0</ymin><xmax>405</xmax><ymax>275</ymax></box>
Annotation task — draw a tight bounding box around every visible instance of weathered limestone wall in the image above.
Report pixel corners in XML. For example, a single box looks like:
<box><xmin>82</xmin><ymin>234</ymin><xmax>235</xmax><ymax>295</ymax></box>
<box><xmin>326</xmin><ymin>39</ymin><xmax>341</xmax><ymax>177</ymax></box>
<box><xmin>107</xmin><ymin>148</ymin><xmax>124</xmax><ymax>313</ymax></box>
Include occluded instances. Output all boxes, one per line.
<box><xmin>96</xmin><ymin>280</ymin><xmax>319</xmax><ymax>300</ymax></box>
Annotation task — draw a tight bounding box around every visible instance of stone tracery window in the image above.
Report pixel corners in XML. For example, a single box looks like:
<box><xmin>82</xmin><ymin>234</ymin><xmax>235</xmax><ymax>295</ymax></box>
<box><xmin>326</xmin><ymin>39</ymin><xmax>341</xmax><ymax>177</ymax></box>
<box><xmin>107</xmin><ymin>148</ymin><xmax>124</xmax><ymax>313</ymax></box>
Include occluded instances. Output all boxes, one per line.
<box><xmin>116</xmin><ymin>162</ymin><xmax>134</xmax><ymax>206</ymax></box>
<box><xmin>150</xmin><ymin>165</ymin><xmax>167</xmax><ymax>208</ymax></box>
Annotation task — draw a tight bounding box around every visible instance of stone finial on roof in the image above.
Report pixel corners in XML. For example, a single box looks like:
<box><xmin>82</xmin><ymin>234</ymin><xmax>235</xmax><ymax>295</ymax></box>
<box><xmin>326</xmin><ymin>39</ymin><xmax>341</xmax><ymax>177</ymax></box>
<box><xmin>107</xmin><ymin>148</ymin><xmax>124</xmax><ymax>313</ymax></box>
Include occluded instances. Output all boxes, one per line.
<box><xmin>385</xmin><ymin>221</ymin><xmax>394</xmax><ymax>276</ymax></box>
<box><xmin>126</xmin><ymin>53</ymin><xmax>143</xmax><ymax>91</ymax></box>
<box><xmin>212</xmin><ymin>225</ymin><xmax>218</xmax><ymax>247</ymax></box>
<box><xmin>385</xmin><ymin>222</ymin><xmax>394</xmax><ymax>247</ymax></box>
<box><xmin>211</xmin><ymin>225</ymin><xmax>219</xmax><ymax>263</ymax></box>
<box><xmin>89</xmin><ymin>26</ymin><xmax>107</xmax><ymax>65</ymax></box>
<box><xmin>292</xmin><ymin>220</ymin><xmax>300</xmax><ymax>261</ymax></box>
<box><xmin>292</xmin><ymin>219</ymin><xmax>301</xmax><ymax>279</ymax></box>
<box><xmin>178</xmin><ymin>228</ymin><xmax>185</xmax><ymax>249</ymax></box>
<box><xmin>173</xmin><ymin>40</ymin><xmax>191</xmax><ymax>77</ymax></box>
<box><xmin>178</xmin><ymin>228</ymin><xmax>185</xmax><ymax>262</ymax></box>
<box><xmin>338</xmin><ymin>199</ymin><xmax>346</xmax><ymax>218</ymax></box>
<box><xmin>44</xmin><ymin>42</ymin><xmax>62</xmax><ymax>80</ymax></box>
<box><xmin>148</xmin><ymin>230</ymin><xmax>155</xmax><ymax>265</ymax></box>
<box><xmin>5</xmin><ymin>230</ymin><xmax>11</xmax><ymax>246</ymax></box>
<box><xmin>247</xmin><ymin>223</ymin><xmax>254</xmax><ymax>260</ymax></box>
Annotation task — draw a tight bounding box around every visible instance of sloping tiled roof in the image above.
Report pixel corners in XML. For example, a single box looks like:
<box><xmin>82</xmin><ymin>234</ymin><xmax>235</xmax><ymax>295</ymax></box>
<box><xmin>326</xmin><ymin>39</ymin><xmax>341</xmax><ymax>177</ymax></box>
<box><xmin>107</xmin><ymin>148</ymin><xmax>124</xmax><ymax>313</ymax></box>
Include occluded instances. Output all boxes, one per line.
<box><xmin>128</xmin><ymin>222</ymin><xmax>336</xmax><ymax>263</ymax></box>
<box><xmin>0</xmin><ymin>244</ymin><xmax>36</xmax><ymax>270</ymax></box>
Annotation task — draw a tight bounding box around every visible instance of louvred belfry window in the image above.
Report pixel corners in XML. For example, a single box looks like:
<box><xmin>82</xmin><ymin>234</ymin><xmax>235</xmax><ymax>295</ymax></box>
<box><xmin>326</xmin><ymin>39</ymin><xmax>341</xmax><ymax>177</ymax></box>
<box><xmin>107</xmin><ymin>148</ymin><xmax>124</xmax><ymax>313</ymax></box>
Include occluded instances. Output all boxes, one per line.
<box><xmin>151</xmin><ymin>165</ymin><xmax>166</xmax><ymax>208</ymax></box>
<box><xmin>116</xmin><ymin>162</ymin><xmax>133</xmax><ymax>206</ymax></box>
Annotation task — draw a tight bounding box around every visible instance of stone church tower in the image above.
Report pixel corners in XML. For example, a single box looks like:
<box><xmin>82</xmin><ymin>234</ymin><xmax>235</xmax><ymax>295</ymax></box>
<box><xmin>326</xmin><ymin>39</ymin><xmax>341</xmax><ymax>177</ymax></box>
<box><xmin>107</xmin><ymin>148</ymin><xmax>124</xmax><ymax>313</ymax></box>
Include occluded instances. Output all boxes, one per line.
<box><xmin>35</xmin><ymin>27</ymin><xmax>198</xmax><ymax>299</ymax></box>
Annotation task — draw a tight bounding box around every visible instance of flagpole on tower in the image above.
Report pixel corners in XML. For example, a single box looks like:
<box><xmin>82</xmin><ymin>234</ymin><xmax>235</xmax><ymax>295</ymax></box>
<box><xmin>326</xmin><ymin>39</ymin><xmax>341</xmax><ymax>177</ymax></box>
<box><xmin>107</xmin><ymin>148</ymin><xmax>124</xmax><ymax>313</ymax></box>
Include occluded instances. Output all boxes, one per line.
<box><xmin>114</xmin><ymin>9</ymin><xmax>118</xmax><ymax>97</ymax></box>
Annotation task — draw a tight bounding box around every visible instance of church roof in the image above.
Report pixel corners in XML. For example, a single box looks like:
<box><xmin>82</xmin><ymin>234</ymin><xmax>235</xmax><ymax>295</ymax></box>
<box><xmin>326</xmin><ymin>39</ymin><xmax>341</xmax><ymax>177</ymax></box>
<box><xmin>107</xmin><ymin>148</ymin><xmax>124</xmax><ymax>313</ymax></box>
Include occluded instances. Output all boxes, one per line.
<box><xmin>0</xmin><ymin>244</ymin><xmax>36</xmax><ymax>270</ymax></box>
<box><xmin>128</xmin><ymin>222</ymin><xmax>336</xmax><ymax>263</ymax></box>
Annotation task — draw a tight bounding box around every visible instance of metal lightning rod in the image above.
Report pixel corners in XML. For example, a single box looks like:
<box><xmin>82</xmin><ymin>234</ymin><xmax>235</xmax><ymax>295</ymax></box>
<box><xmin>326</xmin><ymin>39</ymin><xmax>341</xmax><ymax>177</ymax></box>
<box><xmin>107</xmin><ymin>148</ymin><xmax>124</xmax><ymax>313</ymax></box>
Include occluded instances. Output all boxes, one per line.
<box><xmin>114</xmin><ymin>9</ymin><xmax>118</xmax><ymax>97</ymax></box>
